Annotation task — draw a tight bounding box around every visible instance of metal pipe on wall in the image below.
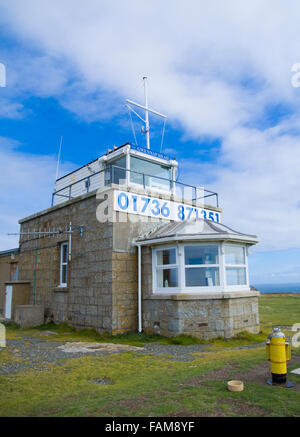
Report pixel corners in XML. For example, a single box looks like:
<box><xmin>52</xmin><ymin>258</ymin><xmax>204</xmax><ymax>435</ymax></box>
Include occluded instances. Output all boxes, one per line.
<box><xmin>138</xmin><ymin>244</ymin><xmax>142</xmax><ymax>333</ymax></box>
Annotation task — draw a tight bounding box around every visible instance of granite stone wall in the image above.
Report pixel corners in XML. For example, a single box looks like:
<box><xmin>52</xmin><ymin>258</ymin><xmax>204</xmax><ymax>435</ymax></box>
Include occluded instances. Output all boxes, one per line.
<box><xmin>142</xmin><ymin>294</ymin><xmax>260</xmax><ymax>339</ymax></box>
<box><xmin>18</xmin><ymin>192</ymin><xmax>114</xmax><ymax>331</ymax></box>
<box><xmin>17</xmin><ymin>188</ymin><xmax>160</xmax><ymax>333</ymax></box>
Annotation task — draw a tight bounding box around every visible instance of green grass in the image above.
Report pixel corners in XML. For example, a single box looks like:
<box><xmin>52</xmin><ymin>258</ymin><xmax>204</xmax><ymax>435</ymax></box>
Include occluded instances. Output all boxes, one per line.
<box><xmin>1</xmin><ymin>295</ymin><xmax>300</xmax><ymax>417</ymax></box>
<box><xmin>259</xmin><ymin>295</ymin><xmax>300</xmax><ymax>326</ymax></box>
<box><xmin>6</xmin><ymin>322</ymin><xmax>203</xmax><ymax>347</ymax></box>
<box><xmin>2</xmin><ymin>321</ymin><xmax>268</xmax><ymax>348</ymax></box>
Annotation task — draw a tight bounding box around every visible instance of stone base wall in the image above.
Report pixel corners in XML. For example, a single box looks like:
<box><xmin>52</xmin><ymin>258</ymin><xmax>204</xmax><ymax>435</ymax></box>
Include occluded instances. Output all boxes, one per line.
<box><xmin>143</xmin><ymin>292</ymin><xmax>260</xmax><ymax>339</ymax></box>
<box><xmin>15</xmin><ymin>305</ymin><xmax>44</xmax><ymax>329</ymax></box>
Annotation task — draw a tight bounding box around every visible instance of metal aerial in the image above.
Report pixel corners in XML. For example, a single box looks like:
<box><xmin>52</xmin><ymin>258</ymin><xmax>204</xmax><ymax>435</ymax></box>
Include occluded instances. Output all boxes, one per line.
<box><xmin>126</xmin><ymin>77</ymin><xmax>167</xmax><ymax>151</ymax></box>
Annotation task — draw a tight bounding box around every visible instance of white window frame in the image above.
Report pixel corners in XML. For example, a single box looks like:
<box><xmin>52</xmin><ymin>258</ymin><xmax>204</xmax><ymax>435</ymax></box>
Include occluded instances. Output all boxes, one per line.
<box><xmin>152</xmin><ymin>245</ymin><xmax>180</xmax><ymax>293</ymax></box>
<box><xmin>129</xmin><ymin>155</ymin><xmax>172</xmax><ymax>194</ymax></box>
<box><xmin>151</xmin><ymin>242</ymin><xmax>250</xmax><ymax>294</ymax></box>
<box><xmin>223</xmin><ymin>243</ymin><xmax>249</xmax><ymax>291</ymax></box>
<box><xmin>59</xmin><ymin>242</ymin><xmax>68</xmax><ymax>287</ymax></box>
<box><xmin>183</xmin><ymin>243</ymin><xmax>223</xmax><ymax>292</ymax></box>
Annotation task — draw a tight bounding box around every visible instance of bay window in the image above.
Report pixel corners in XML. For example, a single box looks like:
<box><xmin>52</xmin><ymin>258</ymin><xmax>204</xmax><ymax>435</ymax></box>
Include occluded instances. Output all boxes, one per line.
<box><xmin>152</xmin><ymin>242</ymin><xmax>249</xmax><ymax>293</ymax></box>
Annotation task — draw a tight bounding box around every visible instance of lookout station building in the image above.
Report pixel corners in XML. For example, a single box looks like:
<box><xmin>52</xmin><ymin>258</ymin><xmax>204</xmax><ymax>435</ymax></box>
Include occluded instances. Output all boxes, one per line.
<box><xmin>1</xmin><ymin>143</ymin><xmax>260</xmax><ymax>339</ymax></box>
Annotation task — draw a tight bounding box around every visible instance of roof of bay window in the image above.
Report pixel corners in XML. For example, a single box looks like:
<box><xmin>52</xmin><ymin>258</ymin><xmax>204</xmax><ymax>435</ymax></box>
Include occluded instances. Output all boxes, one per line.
<box><xmin>135</xmin><ymin>219</ymin><xmax>259</xmax><ymax>246</ymax></box>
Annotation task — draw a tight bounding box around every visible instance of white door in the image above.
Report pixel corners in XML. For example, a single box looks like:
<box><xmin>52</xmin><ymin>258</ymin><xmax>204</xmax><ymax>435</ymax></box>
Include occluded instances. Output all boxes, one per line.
<box><xmin>5</xmin><ymin>285</ymin><xmax>13</xmax><ymax>319</ymax></box>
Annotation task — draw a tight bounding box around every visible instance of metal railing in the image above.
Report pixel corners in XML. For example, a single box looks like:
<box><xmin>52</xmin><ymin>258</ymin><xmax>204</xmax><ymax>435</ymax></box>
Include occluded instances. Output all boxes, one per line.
<box><xmin>52</xmin><ymin>165</ymin><xmax>219</xmax><ymax>208</ymax></box>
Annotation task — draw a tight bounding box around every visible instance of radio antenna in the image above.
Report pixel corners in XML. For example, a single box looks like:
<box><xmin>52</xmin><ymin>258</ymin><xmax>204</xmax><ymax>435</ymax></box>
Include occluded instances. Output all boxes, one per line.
<box><xmin>126</xmin><ymin>77</ymin><xmax>167</xmax><ymax>150</ymax></box>
<box><xmin>55</xmin><ymin>136</ymin><xmax>63</xmax><ymax>181</ymax></box>
<box><xmin>143</xmin><ymin>77</ymin><xmax>150</xmax><ymax>149</ymax></box>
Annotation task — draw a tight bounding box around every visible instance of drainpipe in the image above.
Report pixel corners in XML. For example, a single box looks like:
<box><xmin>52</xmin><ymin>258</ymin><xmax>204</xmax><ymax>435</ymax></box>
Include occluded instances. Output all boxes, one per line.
<box><xmin>138</xmin><ymin>244</ymin><xmax>142</xmax><ymax>333</ymax></box>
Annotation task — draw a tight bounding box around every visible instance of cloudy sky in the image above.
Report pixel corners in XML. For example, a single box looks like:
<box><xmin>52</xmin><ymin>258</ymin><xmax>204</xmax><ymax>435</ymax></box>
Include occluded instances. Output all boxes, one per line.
<box><xmin>1</xmin><ymin>0</ymin><xmax>300</xmax><ymax>284</ymax></box>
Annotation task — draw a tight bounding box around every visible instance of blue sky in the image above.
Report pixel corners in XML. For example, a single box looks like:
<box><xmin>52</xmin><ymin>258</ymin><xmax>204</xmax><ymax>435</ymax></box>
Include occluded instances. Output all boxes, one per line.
<box><xmin>1</xmin><ymin>0</ymin><xmax>300</xmax><ymax>284</ymax></box>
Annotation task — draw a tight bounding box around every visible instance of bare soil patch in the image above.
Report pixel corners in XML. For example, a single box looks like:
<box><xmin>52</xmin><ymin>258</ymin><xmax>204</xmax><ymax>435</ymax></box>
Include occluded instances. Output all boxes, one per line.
<box><xmin>186</xmin><ymin>355</ymin><xmax>300</xmax><ymax>390</ymax></box>
<box><xmin>167</xmin><ymin>399</ymin><xmax>270</xmax><ymax>417</ymax></box>
<box><xmin>185</xmin><ymin>364</ymin><xmax>238</xmax><ymax>386</ymax></box>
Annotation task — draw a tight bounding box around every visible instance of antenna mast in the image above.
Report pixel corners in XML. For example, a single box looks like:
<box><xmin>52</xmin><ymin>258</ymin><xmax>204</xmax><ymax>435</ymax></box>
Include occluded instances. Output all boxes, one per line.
<box><xmin>126</xmin><ymin>77</ymin><xmax>167</xmax><ymax>151</ymax></box>
<box><xmin>55</xmin><ymin>136</ymin><xmax>63</xmax><ymax>181</ymax></box>
<box><xmin>143</xmin><ymin>77</ymin><xmax>150</xmax><ymax>149</ymax></box>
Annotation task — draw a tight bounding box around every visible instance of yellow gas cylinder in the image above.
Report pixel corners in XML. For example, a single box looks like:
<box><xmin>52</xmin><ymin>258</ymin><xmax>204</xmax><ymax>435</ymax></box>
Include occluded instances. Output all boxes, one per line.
<box><xmin>266</xmin><ymin>327</ymin><xmax>291</xmax><ymax>386</ymax></box>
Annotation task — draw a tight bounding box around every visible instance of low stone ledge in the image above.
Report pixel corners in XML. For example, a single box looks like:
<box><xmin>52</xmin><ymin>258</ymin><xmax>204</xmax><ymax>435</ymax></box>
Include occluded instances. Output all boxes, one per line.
<box><xmin>144</xmin><ymin>290</ymin><xmax>260</xmax><ymax>301</ymax></box>
<box><xmin>14</xmin><ymin>305</ymin><xmax>44</xmax><ymax>328</ymax></box>
<box><xmin>53</xmin><ymin>287</ymin><xmax>69</xmax><ymax>293</ymax></box>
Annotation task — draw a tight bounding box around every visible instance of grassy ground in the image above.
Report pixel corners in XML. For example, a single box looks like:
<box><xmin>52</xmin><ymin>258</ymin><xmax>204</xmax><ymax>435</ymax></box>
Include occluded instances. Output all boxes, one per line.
<box><xmin>259</xmin><ymin>294</ymin><xmax>300</xmax><ymax>326</ymax></box>
<box><xmin>1</xmin><ymin>295</ymin><xmax>300</xmax><ymax>417</ymax></box>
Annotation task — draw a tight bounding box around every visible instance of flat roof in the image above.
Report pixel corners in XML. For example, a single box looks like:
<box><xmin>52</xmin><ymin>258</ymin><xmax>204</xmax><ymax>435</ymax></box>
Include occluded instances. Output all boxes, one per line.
<box><xmin>56</xmin><ymin>142</ymin><xmax>131</xmax><ymax>182</ymax></box>
<box><xmin>0</xmin><ymin>248</ymin><xmax>20</xmax><ymax>257</ymax></box>
<box><xmin>56</xmin><ymin>142</ymin><xmax>176</xmax><ymax>182</ymax></box>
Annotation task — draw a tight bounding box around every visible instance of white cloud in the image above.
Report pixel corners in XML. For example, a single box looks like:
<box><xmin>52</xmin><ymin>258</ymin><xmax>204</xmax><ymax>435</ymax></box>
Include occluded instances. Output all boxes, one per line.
<box><xmin>0</xmin><ymin>97</ymin><xmax>24</xmax><ymax>118</ymax></box>
<box><xmin>0</xmin><ymin>137</ymin><xmax>75</xmax><ymax>250</ymax></box>
<box><xmin>0</xmin><ymin>1</ymin><xmax>300</xmax><ymax>250</ymax></box>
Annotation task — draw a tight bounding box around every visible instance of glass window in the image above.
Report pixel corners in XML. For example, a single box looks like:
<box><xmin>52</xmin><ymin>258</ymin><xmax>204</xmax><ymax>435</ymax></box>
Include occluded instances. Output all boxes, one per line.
<box><xmin>105</xmin><ymin>156</ymin><xmax>127</xmax><ymax>185</ymax></box>
<box><xmin>130</xmin><ymin>156</ymin><xmax>171</xmax><ymax>190</ymax></box>
<box><xmin>225</xmin><ymin>245</ymin><xmax>245</xmax><ymax>264</ymax></box>
<box><xmin>157</xmin><ymin>248</ymin><xmax>176</xmax><ymax>266</ymax></box>
<box><xmin>157</xmin><ymin>268</ymin><xmax>178</xmax><ymax>288</ymax></box>
<box><xmin>226</xmin><ymin>267</ymin><xmax>247</xmax><ymax>286</ymax></box>
<box><xmin>62</xmin><ymin>243</ymin><xmax>68</xmax><ymax>263</ymax></box>
<box><xmin>62</xmin><ymin>265</ymin><xmax>67</xmax><ymax>284</ymax></box>
<box><xmin>155</xmin><ymin>247</ymin><xmax>178</xmax><ymax>289</ymax></box>
<box><xmin>185</xmin><ymin>267</ymin><xmax>220</xmax><ymax>287</ymax></box>
<box><xmin>10</xmin><ymin>263</ymin><xmax>18</xmax><ymax>281</ymax></box>
<box><xmin>60</xmin><ymin>242</ymin><xmax>68</xmax><ymax>286</ymax></box>
<box><xmin>184</xmin><ymin>245</ymin><xmax>220</xmax><ymax>287</ymax></box>
<box><xmin>185</xmin><ymin>245</ymin><xmax>219</xmax><ymax>265</ymax></box>
<box><xmin>153</xmin><ymin>243</ymin><xmax>249</xmax><ymax>293</ymax></box>
<box><xmin>225</xmin><ymin>244</ymin><xmax>247</xmax><ymax>286</ymax></box>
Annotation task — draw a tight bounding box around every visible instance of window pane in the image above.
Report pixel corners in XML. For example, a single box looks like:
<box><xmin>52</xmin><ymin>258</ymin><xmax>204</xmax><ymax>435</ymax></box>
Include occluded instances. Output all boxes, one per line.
<box><xmin>10</xmin><ymin>263</ymin><xmax>18</xmax><ymax>281</ymax></box>
<box><xmin>185</xmin><ymin>245</ymin><xmax>219</xmax><ymax>265</ymax></box>
<box><xmin>130</xmin><ymin>157</ymin><xmax>171</xmax><ymax>190</ymax></box>
<box><xmin>225</xmin><ymin>245</ymin><xmax>245</xmax><ymax>265</ymax></box>
<box><xmin>62</xmin><ymin>244</ymin><xmax>68</xmax><ymax>263</ymax></box>
<box><xmin>156</xmin><ymin>249</ymin><xmax>176</xmax><ymax>265</ymax></box>
<box><xmin>226</xmin><ymin>267</ymin><xmax>247</xmax><ymax>286</ymax></box>
<box><xmin>185</xmin><ymin>267</ymin><xmax>220</xmax><ymax>287</ymax></box>
<box><xmin>157</xmin><ymin>268</ymin><xmax>178</xmax><ymax>288</ymax></box>
<box><xmin>106</xmin><ymin>156</ymin><xmax>127</xmax><ymax>185</ymax></box>
<box><xmin>62</xmin><ymin>265</ymin><xmax>68</xmax><ymax>284</ymax></box>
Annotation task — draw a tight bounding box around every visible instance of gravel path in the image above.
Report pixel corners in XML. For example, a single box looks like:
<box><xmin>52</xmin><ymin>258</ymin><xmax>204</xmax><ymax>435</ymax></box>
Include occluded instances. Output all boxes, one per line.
<box><xmin>0</xmin><ymin>336</ymin><xmax>139</xmax><ymax>375</ymax></box>
<box><xmin>0</xmin><ymin>335</ymin><xmax>264</xmax><ymax>375</ymax></box>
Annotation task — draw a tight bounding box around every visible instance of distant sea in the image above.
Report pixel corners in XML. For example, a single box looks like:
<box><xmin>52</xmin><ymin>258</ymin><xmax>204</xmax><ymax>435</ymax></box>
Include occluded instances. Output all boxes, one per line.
<box><xmin>253</xmin><ymin>283</ymin><xmax>300</xmax><ymax>294</ymax></box>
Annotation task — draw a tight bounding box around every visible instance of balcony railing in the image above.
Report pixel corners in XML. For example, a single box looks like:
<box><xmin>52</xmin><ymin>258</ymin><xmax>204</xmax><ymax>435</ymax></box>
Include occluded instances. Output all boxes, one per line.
<box><xmin>52</xmin><ymin>165</ymin><xmax>219</xmax><ymax>208</ymax></box>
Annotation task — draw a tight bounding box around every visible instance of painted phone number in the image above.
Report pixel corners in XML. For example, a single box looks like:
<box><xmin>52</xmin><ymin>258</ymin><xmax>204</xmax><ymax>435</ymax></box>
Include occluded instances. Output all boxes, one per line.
<box><xmin>115</xmin><ymin>191</ymin><xmax>220</xmax><ymax>222</ymax></box>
